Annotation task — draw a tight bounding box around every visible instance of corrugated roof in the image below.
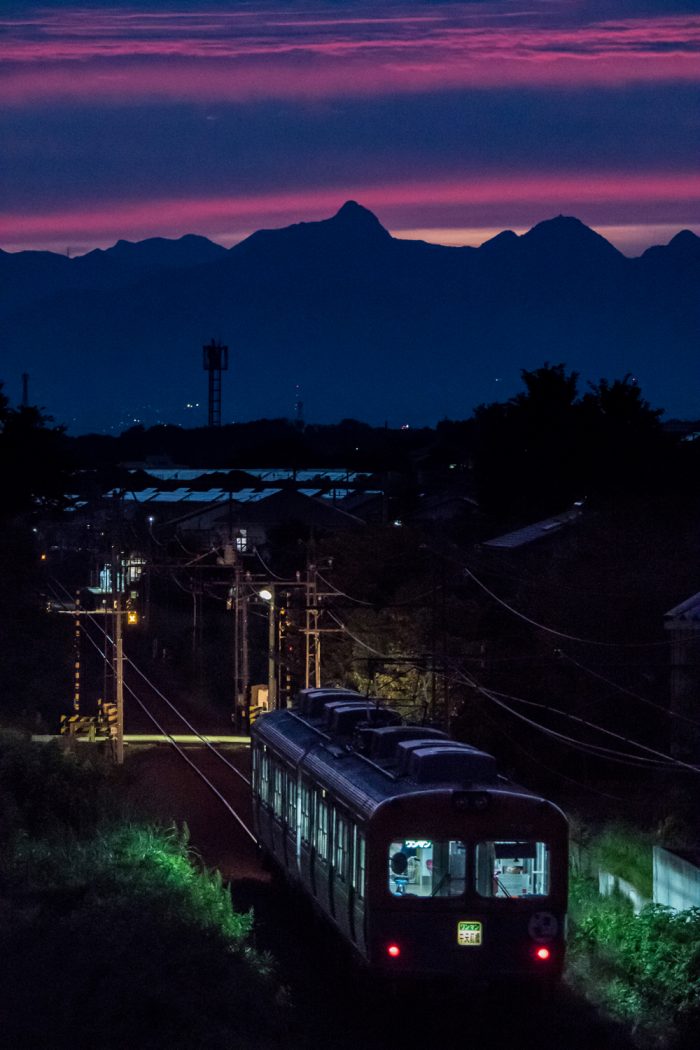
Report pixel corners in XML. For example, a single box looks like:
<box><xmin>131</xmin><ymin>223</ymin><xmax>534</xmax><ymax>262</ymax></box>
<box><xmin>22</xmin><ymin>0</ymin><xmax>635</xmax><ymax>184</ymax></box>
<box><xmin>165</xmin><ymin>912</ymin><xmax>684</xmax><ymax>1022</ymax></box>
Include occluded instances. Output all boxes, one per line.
<box><xmin>483</xmin><ymin>508</ymin><xmax>582</xmax><ymax>550</ymax></box>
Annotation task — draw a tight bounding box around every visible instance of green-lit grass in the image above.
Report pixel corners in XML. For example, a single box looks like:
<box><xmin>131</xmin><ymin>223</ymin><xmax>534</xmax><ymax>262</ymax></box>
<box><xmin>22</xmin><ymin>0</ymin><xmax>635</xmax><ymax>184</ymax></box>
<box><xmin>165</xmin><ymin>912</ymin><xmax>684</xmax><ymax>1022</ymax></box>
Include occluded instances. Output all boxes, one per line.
<box><xmin>568</xmin><ymin>873</ymin><xmax>700</xmax><ymax>1047</ymax></box>
<box><xmin>0</xmin><ymin>735</ymin><xmax>288</xmax><ymax>1050</ymax></box>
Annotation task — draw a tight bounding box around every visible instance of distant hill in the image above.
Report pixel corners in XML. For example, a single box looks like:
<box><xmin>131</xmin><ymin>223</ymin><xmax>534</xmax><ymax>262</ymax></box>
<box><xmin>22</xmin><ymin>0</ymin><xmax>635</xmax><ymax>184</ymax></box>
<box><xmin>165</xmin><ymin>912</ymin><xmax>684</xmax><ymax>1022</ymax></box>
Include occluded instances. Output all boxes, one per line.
<box><xmin>1</xmin><ymin>202</ymin><xmax>698</xmax><ymax>433</ymax></box>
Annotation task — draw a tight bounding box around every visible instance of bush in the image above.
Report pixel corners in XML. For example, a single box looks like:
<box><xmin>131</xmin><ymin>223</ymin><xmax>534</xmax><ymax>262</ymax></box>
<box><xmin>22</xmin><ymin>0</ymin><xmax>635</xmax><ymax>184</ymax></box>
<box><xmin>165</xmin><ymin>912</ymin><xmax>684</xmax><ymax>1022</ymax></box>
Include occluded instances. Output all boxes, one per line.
<box><xmin>0</xmin><ymin>738</ymin><xmax>289</xmax><ymax>1050</ymax></box>
<box><xmin>569</xmin><ymin>873</ymin><xmax>700</xmax><ymax>1045</ymax></box>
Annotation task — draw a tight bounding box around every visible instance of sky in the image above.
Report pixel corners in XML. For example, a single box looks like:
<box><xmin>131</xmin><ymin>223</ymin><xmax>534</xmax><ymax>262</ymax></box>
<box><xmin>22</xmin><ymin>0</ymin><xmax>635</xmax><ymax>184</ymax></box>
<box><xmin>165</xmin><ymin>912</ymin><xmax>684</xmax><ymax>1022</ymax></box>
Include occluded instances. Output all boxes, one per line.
<box><xmin>1</xmin><ymin>0</ymin><xmax>699</xmax><ymax>257</ymax></box>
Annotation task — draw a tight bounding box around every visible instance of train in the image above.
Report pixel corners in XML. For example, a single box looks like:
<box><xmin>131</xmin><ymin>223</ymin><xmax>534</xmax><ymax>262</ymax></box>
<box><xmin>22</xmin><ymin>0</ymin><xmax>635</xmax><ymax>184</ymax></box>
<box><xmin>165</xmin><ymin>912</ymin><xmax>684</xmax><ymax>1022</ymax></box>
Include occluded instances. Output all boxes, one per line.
<box><xmin>250</xmin><ymin>686</ymin><xmax>568</xmax><ymax>983</ymax></box>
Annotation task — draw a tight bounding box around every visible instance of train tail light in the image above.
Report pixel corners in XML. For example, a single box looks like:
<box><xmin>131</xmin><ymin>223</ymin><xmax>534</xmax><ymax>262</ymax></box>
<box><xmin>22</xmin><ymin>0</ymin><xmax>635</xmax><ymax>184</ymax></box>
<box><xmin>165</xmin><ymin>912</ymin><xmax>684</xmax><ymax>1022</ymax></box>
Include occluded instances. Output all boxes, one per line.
<box><xmin>534</xmin><ymin>946</ymin><xmax>551</xmax><ymax>962</ymax></box>
<box><xmin>387</xmin><ymin>943</ymin><xmax>401</xmax><ymax>959</ymax></box>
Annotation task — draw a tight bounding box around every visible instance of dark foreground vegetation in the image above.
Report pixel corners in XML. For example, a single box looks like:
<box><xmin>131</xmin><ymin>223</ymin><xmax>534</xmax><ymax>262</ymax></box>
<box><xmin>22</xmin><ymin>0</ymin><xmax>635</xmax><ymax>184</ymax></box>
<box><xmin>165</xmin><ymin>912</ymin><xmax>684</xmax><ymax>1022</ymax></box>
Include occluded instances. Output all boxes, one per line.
<box><xmin>0</xmin><ymin>734</ymin><xmax>287</xmax><ymax>1050</ymax></box>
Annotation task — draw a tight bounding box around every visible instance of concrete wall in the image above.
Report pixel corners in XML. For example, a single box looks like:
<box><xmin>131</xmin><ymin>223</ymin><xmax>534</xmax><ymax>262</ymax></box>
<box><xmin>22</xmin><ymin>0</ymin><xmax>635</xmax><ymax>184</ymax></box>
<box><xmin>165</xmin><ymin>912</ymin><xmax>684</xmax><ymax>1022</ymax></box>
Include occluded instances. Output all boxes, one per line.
<box><xmin>654</xmin><ymin>846</ymin><xmax>700</xmax><ymax>910</ymax></box>
<box><xmin>598</xmin><ymin>870</ymin><xmax>650</xmax><ymax>914</ymax></box>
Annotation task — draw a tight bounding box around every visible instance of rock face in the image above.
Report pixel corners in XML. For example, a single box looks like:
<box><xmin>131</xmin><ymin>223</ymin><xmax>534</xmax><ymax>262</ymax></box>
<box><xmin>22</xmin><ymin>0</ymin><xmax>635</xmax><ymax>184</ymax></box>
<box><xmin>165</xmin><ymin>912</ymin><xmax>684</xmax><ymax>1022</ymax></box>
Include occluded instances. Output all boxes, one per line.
<box><xmin>1</xmin><ymin>204</ymin><xmax>698</xmax><ymax>432</ymax></box>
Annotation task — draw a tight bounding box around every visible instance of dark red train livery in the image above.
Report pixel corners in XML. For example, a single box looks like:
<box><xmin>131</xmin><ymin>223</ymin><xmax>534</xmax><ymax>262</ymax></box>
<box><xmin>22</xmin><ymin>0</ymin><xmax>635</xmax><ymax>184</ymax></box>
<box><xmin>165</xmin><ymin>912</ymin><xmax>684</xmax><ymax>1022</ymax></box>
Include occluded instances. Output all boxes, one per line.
<box><xmin>251</xmin><ymin>687</ymin><xmax>568</xmax><ymax>982</ymax></box>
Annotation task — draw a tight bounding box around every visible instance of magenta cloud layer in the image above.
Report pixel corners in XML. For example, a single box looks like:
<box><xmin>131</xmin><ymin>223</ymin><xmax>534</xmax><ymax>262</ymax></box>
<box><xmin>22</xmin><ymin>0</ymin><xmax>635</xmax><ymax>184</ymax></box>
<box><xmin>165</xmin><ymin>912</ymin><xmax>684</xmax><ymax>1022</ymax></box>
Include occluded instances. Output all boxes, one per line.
<box><xmin>2</xmin><ymin>1</ymin><xmax>699</xmax><ymax>251</ymax></box>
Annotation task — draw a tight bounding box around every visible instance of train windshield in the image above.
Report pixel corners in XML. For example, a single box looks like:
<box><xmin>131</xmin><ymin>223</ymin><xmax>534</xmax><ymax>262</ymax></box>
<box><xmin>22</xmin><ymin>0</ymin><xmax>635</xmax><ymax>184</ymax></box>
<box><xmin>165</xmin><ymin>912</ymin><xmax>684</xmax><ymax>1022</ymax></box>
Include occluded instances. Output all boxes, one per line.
<box><xmin>475</xmin><ymin>840</ymin><xmax>551</xmax><ymax>899</ymax></box>
<box><xmin>388</xmin><ymin>839</ymin><xmax>466</xmax><ymax>898</ymax></box>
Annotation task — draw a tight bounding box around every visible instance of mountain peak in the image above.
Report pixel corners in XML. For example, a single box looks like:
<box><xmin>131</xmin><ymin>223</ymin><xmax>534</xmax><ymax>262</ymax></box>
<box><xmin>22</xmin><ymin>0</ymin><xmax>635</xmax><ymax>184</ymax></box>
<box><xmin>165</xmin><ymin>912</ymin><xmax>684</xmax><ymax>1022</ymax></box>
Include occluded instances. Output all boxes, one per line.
<box><xmin>329</xmin><ymin>200</ymin><xmax>391</xmax><ymax>239</ymax></box>
<box><xmin>523</xmin><ymin>215</ymin><xmax>622</xmax><ymax>259</ymax></box>
<box><xmin>668</xmin><ymin>229</ymin><xmax>700</xmax><ymax>255</ymax></box>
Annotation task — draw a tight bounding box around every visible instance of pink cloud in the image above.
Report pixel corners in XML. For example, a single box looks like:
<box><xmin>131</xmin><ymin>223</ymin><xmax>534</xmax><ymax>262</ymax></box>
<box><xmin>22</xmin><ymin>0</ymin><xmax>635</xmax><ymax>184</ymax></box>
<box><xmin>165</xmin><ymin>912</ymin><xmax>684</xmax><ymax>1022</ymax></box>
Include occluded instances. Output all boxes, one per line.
<box><xmin>2</xmin><ymin>6</ymin><xmax>700</xmax><ymax>106</ymax></box>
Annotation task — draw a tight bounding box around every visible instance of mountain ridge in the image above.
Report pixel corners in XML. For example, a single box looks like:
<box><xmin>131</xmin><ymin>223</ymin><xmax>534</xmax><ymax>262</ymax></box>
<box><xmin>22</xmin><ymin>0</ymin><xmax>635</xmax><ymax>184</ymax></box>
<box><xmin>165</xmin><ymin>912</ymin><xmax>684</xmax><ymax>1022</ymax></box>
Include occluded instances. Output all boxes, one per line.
<box><xmin>1</xmin><ymin>203</ymin><xmax>698</xmax><ymax>432</ymax></box>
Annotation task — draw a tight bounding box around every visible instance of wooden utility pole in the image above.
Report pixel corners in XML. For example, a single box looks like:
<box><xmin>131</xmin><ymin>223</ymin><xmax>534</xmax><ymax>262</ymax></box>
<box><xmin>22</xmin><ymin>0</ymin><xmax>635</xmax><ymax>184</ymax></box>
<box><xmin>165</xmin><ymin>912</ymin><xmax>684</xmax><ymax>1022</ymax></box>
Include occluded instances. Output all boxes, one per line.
<box><xmin>305</xmin><ymin>566</ymin><xmax>321</xmax><ymax>689</ymax></box>
<box><xmin>266</xmin><ymin>584</ymin><xmax>278</xmax><ymax>710</ymax></box>
<box><xmin>114</xmin><ymin>587</ymin><xmax>125</xmax><ymax>765</ymax></box>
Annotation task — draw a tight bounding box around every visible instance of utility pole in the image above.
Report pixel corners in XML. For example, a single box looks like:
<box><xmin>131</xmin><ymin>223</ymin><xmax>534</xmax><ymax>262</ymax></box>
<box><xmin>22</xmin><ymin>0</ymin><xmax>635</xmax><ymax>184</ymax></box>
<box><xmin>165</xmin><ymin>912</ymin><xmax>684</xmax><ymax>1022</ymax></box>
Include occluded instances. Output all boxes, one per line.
<box><xmin>110</xmin><ymin>545</ymin><xmax>126</xmax><ymax>764</ymax></box>
<box><xmin>266</xmin><ymin>584</ymin><xmax>277</xmax><ymax>710</ymax></box>
<box><xmin>114</xmin><ymin>583</ymin><xmax>125</xmax><ymax>765</ymax></box>
<box><xmin>305</xmin><ymin>565</ymin><xmax>321</xmax><ymax>689</ymax></box>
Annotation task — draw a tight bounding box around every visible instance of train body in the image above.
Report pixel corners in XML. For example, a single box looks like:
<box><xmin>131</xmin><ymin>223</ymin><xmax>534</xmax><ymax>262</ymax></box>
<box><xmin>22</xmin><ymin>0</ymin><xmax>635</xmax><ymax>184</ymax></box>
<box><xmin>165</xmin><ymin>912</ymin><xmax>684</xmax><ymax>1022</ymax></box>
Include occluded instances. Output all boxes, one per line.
<box><xmin>251</xmin><ymin>687</ymin><xmax>568</xmax><ymax>983</ymax></box>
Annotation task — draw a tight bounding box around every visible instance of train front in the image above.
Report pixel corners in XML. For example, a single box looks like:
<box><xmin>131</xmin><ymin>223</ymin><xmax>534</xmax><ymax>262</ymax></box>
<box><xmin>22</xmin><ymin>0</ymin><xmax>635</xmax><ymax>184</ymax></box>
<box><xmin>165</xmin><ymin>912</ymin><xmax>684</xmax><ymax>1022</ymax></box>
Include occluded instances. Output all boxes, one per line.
<box><xmin>364</xmin><ymin>788</ymin><xmax>568</xmax><ymax>984</ymax></box>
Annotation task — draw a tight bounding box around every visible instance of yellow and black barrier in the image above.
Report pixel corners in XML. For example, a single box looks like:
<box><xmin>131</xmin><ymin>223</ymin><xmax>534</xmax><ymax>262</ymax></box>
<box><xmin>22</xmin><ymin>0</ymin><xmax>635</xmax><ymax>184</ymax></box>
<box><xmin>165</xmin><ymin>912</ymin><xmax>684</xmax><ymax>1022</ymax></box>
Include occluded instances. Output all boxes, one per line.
<box><xmin>60</xmin><ymin>714</ymin><xmax>98</xmax><ymax>739</ymax></box>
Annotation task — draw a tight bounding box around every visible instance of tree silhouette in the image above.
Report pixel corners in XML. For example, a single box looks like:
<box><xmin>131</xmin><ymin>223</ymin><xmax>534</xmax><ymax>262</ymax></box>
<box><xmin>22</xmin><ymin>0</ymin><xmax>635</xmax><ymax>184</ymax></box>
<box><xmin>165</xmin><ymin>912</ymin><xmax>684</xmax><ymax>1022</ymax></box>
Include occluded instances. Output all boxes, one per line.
<box><xmin>473</xmin><ymin>364</ymin><xmax>671</xmax><ymax>518</ymax></box>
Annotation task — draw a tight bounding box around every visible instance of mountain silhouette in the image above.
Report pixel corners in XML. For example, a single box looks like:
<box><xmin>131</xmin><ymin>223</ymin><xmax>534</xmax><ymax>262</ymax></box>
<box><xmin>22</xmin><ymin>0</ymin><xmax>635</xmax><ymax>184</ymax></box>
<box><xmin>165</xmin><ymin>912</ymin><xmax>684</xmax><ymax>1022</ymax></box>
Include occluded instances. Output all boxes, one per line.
<box><xmin>1</xmin><ymin>203</ymin><xmax>698</xmax><ymax>432</ymax></box>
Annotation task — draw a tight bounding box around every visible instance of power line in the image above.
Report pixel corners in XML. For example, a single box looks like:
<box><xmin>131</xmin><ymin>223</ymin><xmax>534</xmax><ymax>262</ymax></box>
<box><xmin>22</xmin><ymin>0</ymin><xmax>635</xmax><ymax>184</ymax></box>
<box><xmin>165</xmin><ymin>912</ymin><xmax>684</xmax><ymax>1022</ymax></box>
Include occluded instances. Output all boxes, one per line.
<box><xmin>463</xmin><ymin>565</ymin><xmax>669</xmax><ymax>648</ymax></box>
<box><xmin>78</xmin><ymin>619</ymin><xmax>250</xmax><ymax>790</ymax></box>
<box><xmin>477</xmin><ymin>706</ymin><xmax>633</xmax><ymax>804</ymax></box>
<box><xmin>456</xmin><ymin>671</ymin><xmax>700</xmax><ymax>776</ymax></box>
<box><xmin>558</xmin><ymin>649</ymin><xmax>700</xmax><ymax>730</ymax></box>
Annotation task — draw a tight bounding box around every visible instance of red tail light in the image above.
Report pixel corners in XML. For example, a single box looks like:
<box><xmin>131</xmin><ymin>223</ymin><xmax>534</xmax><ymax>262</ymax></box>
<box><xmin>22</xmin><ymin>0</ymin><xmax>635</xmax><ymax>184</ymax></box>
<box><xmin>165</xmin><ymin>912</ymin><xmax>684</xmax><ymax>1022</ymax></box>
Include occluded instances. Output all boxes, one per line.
<box><xmin>534</xmin><ymin>946</ymin><xmax>551</xmax><ymax>962</ymax></box>
<box><xmin>387</xmin><ymin>943</ymin><xmax>401</xmax><ymax>958</ymax></box>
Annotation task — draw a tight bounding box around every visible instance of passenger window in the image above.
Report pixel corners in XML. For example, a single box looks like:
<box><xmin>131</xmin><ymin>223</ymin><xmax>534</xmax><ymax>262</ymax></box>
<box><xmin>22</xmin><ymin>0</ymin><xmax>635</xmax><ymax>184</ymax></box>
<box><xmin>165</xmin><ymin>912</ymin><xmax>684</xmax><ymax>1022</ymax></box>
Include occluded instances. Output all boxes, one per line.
<box><xmin>300</xmin><ymin>783</ymin><xmax>312</xmax><ymax>843</ymax></box>
<box><xmin>388</xmin><ymin>839</ymin><xmax>466</xmax><ymax>898</ymax></box>
<box><xmin>316</xmin><ymin>798</ymin><xmax>329</xmax><ymax>860</ymax></box>
<box><xmin>356</xmin><ymin>832</ymin><xmax>366</xmax><ymax>898</ymax></box>
<box><xmin>475</xmin><ymin>840</ymin><xmax>550</xmax><ymax>898</ymax></box>
<box><xmin>286</xmin><ymin>774</ymin><xmax>297</xmax><ymax>829</ymax></box>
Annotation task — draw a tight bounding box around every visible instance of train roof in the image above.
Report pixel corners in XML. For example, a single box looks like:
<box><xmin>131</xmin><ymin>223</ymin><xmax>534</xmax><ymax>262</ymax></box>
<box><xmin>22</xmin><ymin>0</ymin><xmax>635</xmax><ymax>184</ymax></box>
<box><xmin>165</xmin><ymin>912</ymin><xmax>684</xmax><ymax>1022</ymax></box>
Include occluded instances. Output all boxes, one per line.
<box><xmin>251</xmin><ymin>689</ymin><xmax>562</xmax><ymax>824</ymax></box>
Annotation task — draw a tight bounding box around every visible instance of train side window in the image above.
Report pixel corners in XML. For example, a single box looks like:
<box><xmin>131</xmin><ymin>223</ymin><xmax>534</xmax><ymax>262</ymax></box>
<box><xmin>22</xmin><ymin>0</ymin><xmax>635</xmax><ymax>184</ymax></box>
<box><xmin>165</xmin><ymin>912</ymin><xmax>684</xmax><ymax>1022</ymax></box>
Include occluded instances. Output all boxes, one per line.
<box><xmin>476</xmin><ymin>840</ymin><xmax>551</xmax><ymax>899</ymax></box>
<box><xmin>260</xmin><ymin>752</ymin><xmax>271</xmax><ymax>808</ymax></box>
<box><xmin>388</xmin><ymin>839</ymin><xmax>466</xmax><ymax>898</ymax></box>
<box><xmin>316</xmin><ymin>797</ymin><xmax>329</xmax><ymax>861</ymax></box>
<box><xmin>272</xmin><ymin>765</ymin><xmax>284</xmax><ymax>817</ymax></box>
<box><xmin>354</xmin><ymin>831</ymin><xmax>366</xmax><ymax>899</ymax></box>
<box><xmin>334</xmin><ymin>813</ymin><xmax>349</xmax><ymax>881</ymax></box>
<box><xmin>286</xmin><ymin>773</ymin><xmax>297</xmax><ymax>830</ymax></box>
<box><xmin>300</xmin><ymin>782</ymin><xmax>312</xmax><ymax>843</ymax></box>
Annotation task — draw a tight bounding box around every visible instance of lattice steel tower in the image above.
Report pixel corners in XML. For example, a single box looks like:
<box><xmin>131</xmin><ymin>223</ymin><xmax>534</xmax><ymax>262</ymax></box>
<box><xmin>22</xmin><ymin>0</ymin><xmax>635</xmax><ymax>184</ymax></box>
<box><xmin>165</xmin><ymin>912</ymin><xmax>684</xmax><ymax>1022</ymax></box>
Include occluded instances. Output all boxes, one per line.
<box><xmin>202</xmin><ymin>339</ymin><xmax>229</xmax><ymax>427</ymax></box>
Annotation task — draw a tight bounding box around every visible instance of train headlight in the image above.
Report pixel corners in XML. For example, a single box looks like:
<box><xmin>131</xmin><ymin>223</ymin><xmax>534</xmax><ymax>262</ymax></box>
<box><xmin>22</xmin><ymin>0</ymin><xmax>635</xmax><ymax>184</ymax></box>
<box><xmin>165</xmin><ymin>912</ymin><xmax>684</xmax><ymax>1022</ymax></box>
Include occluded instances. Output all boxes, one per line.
<box><xmin>387</xmin><ymin>943</ymin><xmax>401</xmax><ymax>959</ymax></box>
<box><xmin>534</xmin><ymin>946</ymin><xmax>551</xmax><ymax>962</ymax></box>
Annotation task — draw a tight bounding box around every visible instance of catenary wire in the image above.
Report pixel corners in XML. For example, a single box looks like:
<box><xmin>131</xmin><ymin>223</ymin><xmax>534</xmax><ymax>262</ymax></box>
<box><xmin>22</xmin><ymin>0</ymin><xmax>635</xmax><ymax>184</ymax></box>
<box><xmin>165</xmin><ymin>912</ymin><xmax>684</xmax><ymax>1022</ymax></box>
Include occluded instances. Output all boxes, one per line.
<box><xmin>557</xmin><ymin>649</ymin><xmax>700</xmax><ymax>730</ymax></box>
<box><xmin>462</xmin><ymin>565</ymin><xmax>670</xmax><ymax>648</ymax></box>
<box><xmin>48</xmin><ymin>577</ymin><xmax>250</xmax><ymax>786</ymax></box>
<box><xmin>456</xmin><ymin>671</ymin><xmax>700</xmax><ymax>776</ymax></box>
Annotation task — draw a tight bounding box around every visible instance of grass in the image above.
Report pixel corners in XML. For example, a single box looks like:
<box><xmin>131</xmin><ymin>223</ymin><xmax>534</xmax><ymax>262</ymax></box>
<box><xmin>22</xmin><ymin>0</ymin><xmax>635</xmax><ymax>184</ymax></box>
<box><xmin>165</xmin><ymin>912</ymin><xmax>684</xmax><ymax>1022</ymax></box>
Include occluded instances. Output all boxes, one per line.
<box><xmin>0</xmin><ymin>733</ymin><xmax>289</xmax><ymax>1050</ymax></box>
<box><xmin>567</xmin><ymin>821</ymin><xmax>700</xmax><ymax>1049</ymax></box>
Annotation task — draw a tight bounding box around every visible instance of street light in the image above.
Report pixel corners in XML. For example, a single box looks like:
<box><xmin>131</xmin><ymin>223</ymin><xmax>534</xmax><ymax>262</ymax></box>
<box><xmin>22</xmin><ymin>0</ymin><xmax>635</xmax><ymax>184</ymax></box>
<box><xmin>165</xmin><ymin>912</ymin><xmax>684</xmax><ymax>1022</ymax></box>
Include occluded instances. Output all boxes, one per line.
<box><xmin>259</xmin><ymin>588</ymin><xmax>273</xmax><ymax>602</ymax></box>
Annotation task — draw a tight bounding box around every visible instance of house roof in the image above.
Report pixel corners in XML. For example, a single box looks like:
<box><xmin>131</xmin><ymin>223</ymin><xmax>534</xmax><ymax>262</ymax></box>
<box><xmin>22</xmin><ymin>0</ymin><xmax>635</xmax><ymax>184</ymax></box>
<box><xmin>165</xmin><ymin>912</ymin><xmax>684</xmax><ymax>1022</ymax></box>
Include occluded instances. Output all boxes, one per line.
<box><xmin>482</xmin><ymin>508</ymin><xmax>582</xmax><ymax>550</ymax></box>
<box><xmin>665</xmin><ymin>592</ymin><xmax>700</xmax><ymax>625</ymax></box>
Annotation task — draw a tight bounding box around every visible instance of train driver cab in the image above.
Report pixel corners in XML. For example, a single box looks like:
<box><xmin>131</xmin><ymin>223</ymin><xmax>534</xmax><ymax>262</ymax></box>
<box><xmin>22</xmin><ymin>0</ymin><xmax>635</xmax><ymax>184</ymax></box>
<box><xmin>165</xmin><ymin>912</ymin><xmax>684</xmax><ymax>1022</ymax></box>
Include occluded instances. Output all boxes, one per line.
<box><xmin>388</xmin><ymin>838</ymin><xmax>551</xmax><ymax>899</ymax></box>
<box><xmin>389</xmin><ymin>839</ymin><xmax>467</xmax><ymax>898</ymax></box>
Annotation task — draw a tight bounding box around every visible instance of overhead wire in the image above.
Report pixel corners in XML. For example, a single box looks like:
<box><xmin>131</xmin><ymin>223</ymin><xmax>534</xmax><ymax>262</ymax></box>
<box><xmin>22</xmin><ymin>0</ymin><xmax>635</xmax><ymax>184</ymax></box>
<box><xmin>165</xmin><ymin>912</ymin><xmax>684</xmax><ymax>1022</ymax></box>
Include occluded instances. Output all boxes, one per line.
<box><xmin>79</xmin><ymin>625</ymin><xmax>256</xmax><ymax>841</ymax></box>
<box><xmin>476</xmin><ymin>705</ymin><xmax>633</xmax><ymax>804</ymax></box>
<box><xmin>462</xmin><ymin>565</ymin><xmax>670</xmax><ymax>649</ymax></box>
<box><xmin>84</xmin><ymin>619</ymin><xmax>250</xmax><ymax>785</ymax></box>
<box><xmin>557</xmin><ymin>649</ymin><xmax>700</xmax><ymax>730</ymax></box>
<box><xmin>48</xmin><ymin>577</ymin><xmax>250</xmax><ymax>787</ymax></box>
<box><xmin>455</xmin><ymin>670</ymin><xmax>700</xmax><ymax>776</ymax></box>
<box><xmin>325</xmin><ymin>608</ymin><xmax>423</xmax><ymax>662</ymax></box>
